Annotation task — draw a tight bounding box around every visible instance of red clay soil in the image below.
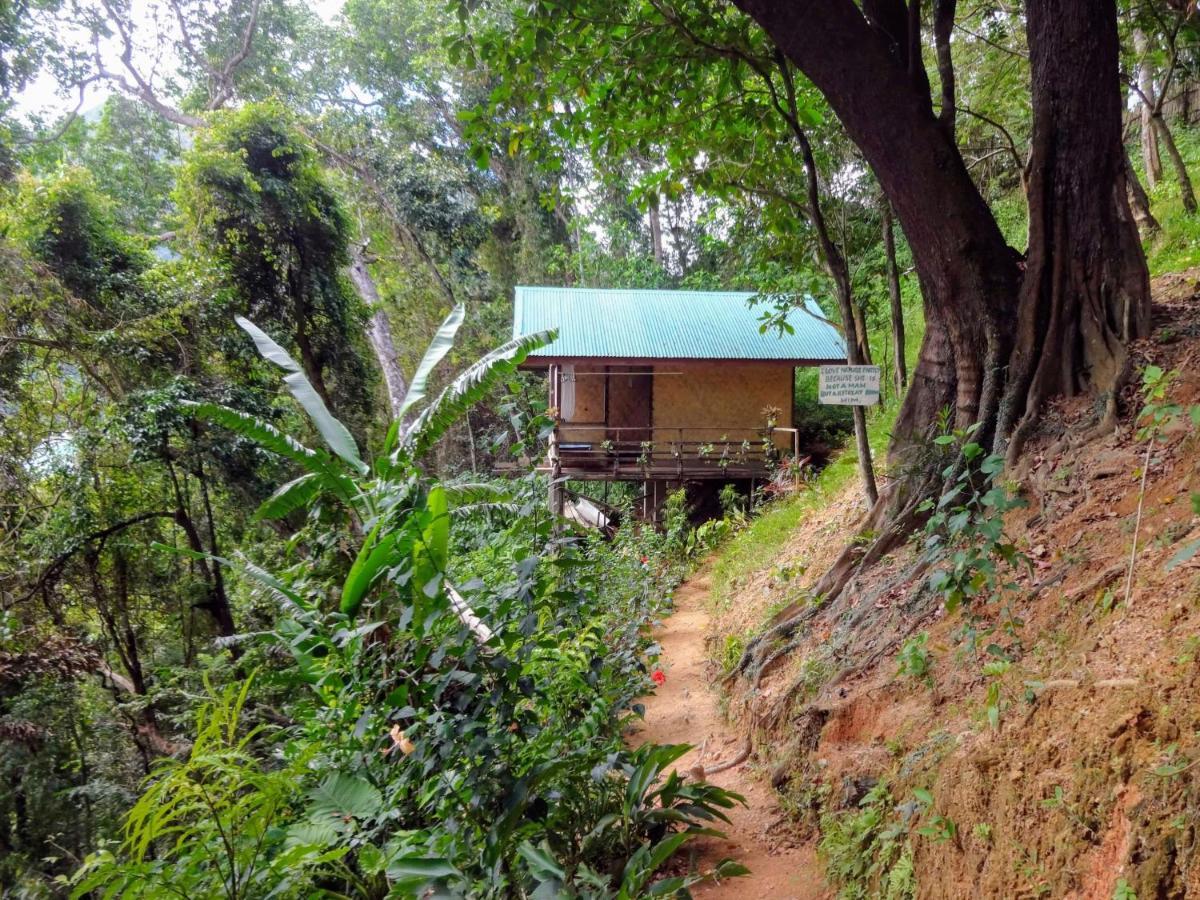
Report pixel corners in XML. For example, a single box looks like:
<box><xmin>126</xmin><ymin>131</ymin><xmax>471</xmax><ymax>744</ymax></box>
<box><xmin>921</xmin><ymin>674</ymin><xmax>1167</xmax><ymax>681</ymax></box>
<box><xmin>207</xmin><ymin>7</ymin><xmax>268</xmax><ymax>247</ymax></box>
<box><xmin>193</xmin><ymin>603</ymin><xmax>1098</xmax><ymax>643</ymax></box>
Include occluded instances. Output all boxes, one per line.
<box><xmin>629</xmin><ymin>572</ymin><xmax>832</xmax><ymax>899</ymax></box>
<box><xmin>691</xmin><ymin>270</ymin><xmax>1200</xmax><ymax>899</ymax></box>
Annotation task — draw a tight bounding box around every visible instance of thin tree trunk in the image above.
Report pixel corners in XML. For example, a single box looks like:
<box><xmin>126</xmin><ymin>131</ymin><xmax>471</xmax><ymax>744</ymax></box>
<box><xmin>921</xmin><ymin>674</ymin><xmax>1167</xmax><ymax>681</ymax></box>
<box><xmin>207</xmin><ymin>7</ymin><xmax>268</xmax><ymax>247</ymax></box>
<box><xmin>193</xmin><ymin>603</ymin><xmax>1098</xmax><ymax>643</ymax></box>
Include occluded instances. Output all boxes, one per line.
<box><xmin>165</xmin><ymin>458</ymin><xmax>236</xmax><ymax>641</ymax></box>
<box><xmin>1125</xmin><ymin>146</ymin><xmax>1161</xmax><ymax>235</ymax></box>
<box><xmin>1135</xmin><ymin>30</ymin><xmax>1162</xmax><ymax>186</ymax></box>
<box><xmin>465</xmin><ymin>411</ymin><xmax>478</xmax><ymax>474</ymax></box>
<box><xmin>348</xmin><ymin>242</ymin><xmax>409</xmax><ymax>419</ymax></box>
<box><xmin>1152</xmin><ymin>113</ymin><xmax>1198</xmax><ymax>214</ymax></box>
<box><xmin>792</xmin><ymin>130</ymin><xmax>877</xmax><ymax>505</ymax></box>
<box><xmin>648</xmin><ymin>197</ymin><xmax>665</xmax><ymax>265</ymax></box>
<box><xmin>882</xmin><ymin>201</ymin><xmax>908</xmax><ymax>392</ymax></box>
<box><xmin>850</xmin><ymin>301</ymin><xmax>872</xmax><ymax>365</ymax></box>
<box><xmin>933</xmin><ymin>0</ymin><xmax>957</xmax><ymax>141</ymax></box>
<box><xmin>196</xmin><ymin>463</ymin><xmax>237</xmax><ymax>642</ymax></box>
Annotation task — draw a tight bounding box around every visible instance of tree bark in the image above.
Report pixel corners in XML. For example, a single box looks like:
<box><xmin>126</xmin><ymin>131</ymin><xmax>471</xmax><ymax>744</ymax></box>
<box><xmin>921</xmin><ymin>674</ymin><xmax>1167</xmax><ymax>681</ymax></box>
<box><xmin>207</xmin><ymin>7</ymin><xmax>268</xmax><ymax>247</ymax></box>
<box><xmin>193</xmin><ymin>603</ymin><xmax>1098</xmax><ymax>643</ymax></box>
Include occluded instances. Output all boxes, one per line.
<box><xmin>998</xmin><ymin>0</ymin><xmax>1151</xmax><ymax>459</ymax></box>
<box><xmin>648</xmin><ymin>197</ymin><xmax>665</xmax><ymax>265</ymax></box>
<box><xmin>882</xmin><ymin>201</ymin><xmax>908</xmax><ymax>393</ymax></box>
<box><xmin>347</xmin><ymin>241</ymin><xmax>409</xmax><ymax>419</ymax></box>
<box><xmin>1152</xmin><ymin>112</ymin><xmax>1198</xmax><ymax>214</ymax></box>
<box><xmin>933</xmin><ymin>0</ymin><xmax>957</xmax><ymax>141</ymax></box>
<box><xmin>850</xmin><ymin>300</ymin><xmax>872</xmax><ymax>366</ymax></box>
<box><xmin>735</xmin><ymin>0</ymin><xmax>1148</xmax><ymax>466</ymax></box>
<box><xmin>735</xmin><ymin>0</ymin><xmax>1019</xmax><ymax>464</ymax></box>
<box><xmin>1125</xmin><ymin>146</ymin><xmax>1161</xmax><ymax>236</ymax></box>
<box><xmin>1134</xmin><ymin>29</ymin><xmax>1163</xmax><ymax>187</ymax></box>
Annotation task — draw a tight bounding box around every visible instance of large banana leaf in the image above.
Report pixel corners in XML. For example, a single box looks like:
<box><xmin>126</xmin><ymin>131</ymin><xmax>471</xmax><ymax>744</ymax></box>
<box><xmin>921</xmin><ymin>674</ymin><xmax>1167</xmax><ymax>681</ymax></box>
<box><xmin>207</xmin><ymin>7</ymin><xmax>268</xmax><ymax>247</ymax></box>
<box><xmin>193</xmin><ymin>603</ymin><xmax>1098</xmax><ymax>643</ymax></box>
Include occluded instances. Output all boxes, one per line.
<box><xmin>340</xmin><ymin>520</ymin><xmax>411</xmax><ymax>617</ymax></box>
<box><xmin>236</xmin><ymin>316</ymin><xmax>368</xmax><ymax>475</ymax></box>
<box><xmin>255</xmin><ymin>472</ymin><xmax>324</xmax><ymax>520</ymax></box>
<box><xmin>397</xmin><ymin>303</ymin><xmax>465</xmax><ymax>421</ymax></box>
<box><xmin>151</xmin><ymin>542</ymin><xmax>315</xmax><ymax>615</ymax></box>
<box><xmin>401</xmin><ymin>329</ymin><xmax>555</xmax><ymax>459</ymax></box>
<box><xmin>185</xmin><ymin>403</ymin><xmax>356</xmax><ymax>504</ymax></box>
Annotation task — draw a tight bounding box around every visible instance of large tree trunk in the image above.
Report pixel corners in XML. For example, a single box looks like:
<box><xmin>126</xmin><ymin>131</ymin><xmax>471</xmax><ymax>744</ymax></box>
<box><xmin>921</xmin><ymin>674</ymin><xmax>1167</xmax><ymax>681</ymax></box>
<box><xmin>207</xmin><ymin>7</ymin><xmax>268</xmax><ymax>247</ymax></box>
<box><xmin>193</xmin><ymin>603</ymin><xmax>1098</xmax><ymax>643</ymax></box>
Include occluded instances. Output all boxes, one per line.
<box><xmin>735</xmin><ymin>0</ymin><xmax>1148</xmax><ymax>459</ymax></box>
<box><xmin>729</xmin><ymin>0</ymin><xmax>1149</xmax><ymax>614</ymax></box>
<box><xmin>998</xmin><ymin>0</ymin><xmax>1152</xmax><ymax>459</ymax></box>
<box><xmin>735</xmin><ymin>0</ymin><xmax>1019</xmax><ymax>465</ymax></box>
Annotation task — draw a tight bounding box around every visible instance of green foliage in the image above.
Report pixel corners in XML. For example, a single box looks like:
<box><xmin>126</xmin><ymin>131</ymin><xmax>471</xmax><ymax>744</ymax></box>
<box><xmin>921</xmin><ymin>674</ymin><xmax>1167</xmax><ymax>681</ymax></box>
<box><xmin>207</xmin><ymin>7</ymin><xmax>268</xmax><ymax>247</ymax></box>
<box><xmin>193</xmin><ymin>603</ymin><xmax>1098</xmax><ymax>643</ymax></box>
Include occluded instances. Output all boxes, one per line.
<box><xmin>73</xmin><ymin>315</ymin><xmax>744</xmax><ymax>897</ymax></box>
<box><xmin>1134</xmin><ymin>365</ymin><xmax>1187</xmax><ymax>443</ymax></box>
<box><xmin>895</xmin><ymin>633</ymin><xmax>934</xmax><ymax>687</ymax></box>
<box><xmin>819</xmin><ymin>780</ymin><xmax>915</xmax><ymax>900</ymax></box>
<box><xmin>6</xmin><ymin>166</ymin><xmax>153</xmax><ymax>312</ymax></box>
<box><xmin>1139</xmin><ymin>125</ymin><xmax>1200</xmax><ymax>276</ymax></box>
<box><xmin>71</xmin><ymin>677</ymin><xmax>349</xmax><ymax>899</ymax></box>
<box><xmin>921</xmin><ymin>421</ymin><xmax>1028</xmax><ymax>616</ymax></box>
<box><xmin>177</xmin><ymin>102</ymin><xmax>374</xmax><ymax>430</ymax></box>
<box><xmin>911</xmin><ymin>788</ymin><xmax>957</xmax><ymax>844</ymax></box>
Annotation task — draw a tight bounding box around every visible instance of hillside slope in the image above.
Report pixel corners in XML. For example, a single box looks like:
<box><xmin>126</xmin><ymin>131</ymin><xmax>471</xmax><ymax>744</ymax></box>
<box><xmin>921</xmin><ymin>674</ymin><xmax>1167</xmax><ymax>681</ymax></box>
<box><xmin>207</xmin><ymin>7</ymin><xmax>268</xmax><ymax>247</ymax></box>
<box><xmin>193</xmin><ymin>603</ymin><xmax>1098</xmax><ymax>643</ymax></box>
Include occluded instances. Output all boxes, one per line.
<box><xmin>713</xmin><ymin>271</ymin><xmax>1200</xmax><ymax>898</ymax></box>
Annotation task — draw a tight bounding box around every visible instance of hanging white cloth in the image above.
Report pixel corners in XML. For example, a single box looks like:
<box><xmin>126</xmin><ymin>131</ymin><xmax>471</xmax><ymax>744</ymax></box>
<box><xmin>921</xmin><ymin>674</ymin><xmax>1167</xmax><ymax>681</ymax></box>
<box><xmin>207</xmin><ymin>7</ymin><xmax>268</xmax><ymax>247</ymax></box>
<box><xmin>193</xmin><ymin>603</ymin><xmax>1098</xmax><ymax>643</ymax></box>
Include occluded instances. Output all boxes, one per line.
<box><xmin>559</xmin><ymin>363</ymin><xmax>576</xmax><ymax>420</ymax></box>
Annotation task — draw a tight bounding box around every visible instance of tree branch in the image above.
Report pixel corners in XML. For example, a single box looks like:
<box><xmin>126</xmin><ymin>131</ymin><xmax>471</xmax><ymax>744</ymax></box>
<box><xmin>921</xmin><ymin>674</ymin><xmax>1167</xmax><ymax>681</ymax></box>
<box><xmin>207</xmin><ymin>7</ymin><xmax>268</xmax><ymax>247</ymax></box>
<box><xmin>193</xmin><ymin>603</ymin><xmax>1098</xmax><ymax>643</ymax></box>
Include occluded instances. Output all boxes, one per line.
<box><xmin>8</xmin><ymin>512</ymin><xmax>178</xmax><ymax>609</ymax></box>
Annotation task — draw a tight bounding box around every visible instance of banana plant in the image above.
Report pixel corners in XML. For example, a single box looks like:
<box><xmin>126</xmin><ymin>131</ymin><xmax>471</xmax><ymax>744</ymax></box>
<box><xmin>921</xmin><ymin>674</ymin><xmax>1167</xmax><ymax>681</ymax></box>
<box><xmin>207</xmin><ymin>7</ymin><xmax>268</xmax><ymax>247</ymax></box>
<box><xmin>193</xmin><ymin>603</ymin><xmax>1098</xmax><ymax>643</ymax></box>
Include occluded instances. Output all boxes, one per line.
<box><xmin>184</xmin><ymin>307</ymin><xmax>554</xmax><ymax>628</ymax></box>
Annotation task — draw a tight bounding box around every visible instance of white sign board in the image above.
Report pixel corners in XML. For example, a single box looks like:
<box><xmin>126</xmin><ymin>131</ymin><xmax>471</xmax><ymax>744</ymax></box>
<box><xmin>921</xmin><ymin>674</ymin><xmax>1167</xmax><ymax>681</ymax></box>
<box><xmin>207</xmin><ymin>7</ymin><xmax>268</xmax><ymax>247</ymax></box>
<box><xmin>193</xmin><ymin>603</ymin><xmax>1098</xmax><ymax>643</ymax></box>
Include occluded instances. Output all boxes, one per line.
<box><xmin>819</xmin><ymin>365</ymin><xmax>881</xmax><ymax>406</ymax></box>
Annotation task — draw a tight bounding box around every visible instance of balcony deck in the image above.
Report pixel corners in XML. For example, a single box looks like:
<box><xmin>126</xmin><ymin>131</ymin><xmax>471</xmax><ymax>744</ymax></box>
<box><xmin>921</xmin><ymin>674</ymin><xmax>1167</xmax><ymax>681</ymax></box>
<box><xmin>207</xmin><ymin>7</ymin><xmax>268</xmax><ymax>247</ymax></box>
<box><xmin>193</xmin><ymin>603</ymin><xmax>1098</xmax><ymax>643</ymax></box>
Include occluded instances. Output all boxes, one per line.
<box><xmin>494</xmin><ymin>425</ymin><xmax>800</xmax><ymax>482</ymax></box>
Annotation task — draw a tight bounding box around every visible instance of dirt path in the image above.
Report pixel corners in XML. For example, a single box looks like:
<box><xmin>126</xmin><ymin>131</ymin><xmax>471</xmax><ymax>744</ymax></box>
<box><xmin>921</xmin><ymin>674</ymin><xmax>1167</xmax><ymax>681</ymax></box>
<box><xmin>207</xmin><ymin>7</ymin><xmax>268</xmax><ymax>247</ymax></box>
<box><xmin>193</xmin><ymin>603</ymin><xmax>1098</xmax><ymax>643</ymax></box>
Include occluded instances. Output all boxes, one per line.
<box><xmin>629</xmin><ymin>571</ymin><xmax>831</xmax><ymax>899</ymax></box>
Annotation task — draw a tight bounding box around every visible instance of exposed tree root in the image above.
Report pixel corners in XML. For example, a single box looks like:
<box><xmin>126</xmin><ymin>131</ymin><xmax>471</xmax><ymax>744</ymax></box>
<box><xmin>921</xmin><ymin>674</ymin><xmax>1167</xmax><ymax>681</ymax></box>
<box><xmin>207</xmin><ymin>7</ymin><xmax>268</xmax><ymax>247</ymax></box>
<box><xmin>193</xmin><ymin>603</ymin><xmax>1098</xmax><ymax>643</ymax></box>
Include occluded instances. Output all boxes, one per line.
<box><xmin>698</xmin><ymin>736</ymin><xmax>753</xmax><ymax>777</ymax></box>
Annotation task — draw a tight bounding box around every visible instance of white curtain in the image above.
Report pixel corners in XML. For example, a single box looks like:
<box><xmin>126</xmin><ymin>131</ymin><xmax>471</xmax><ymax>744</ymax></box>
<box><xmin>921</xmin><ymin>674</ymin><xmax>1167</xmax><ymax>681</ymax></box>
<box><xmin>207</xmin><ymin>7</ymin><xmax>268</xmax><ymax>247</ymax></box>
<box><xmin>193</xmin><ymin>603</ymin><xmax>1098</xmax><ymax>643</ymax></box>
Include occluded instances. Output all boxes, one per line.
<box><xmin>559</xmin><ymin>363</ymin><xmax>576</xmax><ymax>420</ymax></box>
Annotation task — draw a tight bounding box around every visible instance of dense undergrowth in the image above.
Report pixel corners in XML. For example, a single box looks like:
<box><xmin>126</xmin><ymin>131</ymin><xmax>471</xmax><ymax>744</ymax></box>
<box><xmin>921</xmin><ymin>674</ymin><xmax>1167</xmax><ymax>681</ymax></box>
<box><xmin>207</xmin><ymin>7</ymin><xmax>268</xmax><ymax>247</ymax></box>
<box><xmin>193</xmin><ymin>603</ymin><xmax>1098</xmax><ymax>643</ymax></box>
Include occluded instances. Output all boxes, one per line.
<box><xmin>64</xmin><ymin>316</ymin><xmax>747</xmax><ymax>899</ymax></box>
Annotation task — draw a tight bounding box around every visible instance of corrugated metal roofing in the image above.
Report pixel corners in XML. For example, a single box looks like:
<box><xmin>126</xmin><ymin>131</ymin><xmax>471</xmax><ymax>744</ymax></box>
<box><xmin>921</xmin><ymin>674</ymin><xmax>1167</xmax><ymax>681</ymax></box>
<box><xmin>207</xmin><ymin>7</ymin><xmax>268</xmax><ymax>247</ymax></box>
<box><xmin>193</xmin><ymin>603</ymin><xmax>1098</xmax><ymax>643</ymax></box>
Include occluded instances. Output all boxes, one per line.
<box><xmin>513</xmin><ymin>286</ymin><xmax>846</xmax><ymax>362</ymax></box>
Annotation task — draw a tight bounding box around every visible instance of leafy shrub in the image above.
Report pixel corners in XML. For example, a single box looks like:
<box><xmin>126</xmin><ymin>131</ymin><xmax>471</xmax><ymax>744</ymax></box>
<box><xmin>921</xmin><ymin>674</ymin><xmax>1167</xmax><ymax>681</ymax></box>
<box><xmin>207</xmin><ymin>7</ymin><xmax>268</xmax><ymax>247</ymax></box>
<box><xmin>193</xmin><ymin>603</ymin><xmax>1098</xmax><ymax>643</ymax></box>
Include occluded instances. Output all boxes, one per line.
<box><xmin>72</xmin><ymin>311</ymin><xmax>744</xmax><ymax>898</ymax></box>
<box><xmin>920</xmin><ymin>421</ymin><xmax>1028</xmax><ymax>619</ymax></box>
<box><xmin>819</xmin><ymin>780</ymin><xmax>914</xmax><ymax>900</ymax></box>
<box><xmin>895</xmin><ymin>633</ymin><xmax>933</xmax><ymax>686</ymax></box>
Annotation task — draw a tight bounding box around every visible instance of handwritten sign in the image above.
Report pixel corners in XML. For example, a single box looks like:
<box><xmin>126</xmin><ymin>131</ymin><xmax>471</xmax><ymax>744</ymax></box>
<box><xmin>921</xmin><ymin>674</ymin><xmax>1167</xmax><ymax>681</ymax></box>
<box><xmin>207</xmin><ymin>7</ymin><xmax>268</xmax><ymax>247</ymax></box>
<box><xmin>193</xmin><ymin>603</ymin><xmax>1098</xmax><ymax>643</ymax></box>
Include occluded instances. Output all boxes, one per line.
<box><xmin>819</xmin><ymin>365</ymin><xmax>881</xmax><ymax>406</ymax></box>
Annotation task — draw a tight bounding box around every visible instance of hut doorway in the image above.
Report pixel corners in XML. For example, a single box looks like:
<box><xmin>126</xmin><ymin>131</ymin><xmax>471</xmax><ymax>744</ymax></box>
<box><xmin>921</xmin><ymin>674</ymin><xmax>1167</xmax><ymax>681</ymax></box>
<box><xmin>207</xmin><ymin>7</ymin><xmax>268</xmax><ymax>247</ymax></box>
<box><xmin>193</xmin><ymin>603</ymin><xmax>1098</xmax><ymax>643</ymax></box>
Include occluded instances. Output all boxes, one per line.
<box><xmin>606</xmin><ymin>366</ymin><xmax>652</xmax><ymax>444</ymax></box>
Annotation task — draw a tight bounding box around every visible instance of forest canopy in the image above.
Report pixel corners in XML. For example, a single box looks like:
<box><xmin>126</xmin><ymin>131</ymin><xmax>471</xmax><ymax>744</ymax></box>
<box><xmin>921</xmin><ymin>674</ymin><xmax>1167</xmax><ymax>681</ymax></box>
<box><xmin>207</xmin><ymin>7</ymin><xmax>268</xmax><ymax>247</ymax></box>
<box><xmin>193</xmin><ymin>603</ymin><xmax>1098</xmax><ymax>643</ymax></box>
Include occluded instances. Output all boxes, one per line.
<box><xmin>1</xmin><ymin>0</ymin><xmax>1199</xmax><ymax>896</ymax></box>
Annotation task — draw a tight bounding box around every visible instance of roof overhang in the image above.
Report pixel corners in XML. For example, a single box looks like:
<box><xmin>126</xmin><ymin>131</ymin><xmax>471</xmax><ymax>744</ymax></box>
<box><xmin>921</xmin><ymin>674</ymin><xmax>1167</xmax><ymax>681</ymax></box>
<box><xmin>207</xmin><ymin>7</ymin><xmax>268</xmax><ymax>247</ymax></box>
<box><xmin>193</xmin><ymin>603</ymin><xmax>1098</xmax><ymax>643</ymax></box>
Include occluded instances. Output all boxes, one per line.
<box><xmin>520</xmin><ymin>356</ymin><xmax>847</xmax><ymax>369</ymax></box>
<box><xmin>513</xmin><ymin>286</ymin><xmax>847</xmax><ymax>363</ymax></box>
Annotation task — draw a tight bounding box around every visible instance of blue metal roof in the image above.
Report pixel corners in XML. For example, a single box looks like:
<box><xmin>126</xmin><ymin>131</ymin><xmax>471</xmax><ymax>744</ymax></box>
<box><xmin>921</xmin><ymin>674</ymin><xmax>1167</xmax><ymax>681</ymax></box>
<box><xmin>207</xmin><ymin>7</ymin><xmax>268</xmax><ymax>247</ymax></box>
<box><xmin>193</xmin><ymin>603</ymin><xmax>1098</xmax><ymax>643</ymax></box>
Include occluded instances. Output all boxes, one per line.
<box><xmin>513</xmin><ymin>287</ymin><xmax>846</xmax><ymax>362</ymax></box>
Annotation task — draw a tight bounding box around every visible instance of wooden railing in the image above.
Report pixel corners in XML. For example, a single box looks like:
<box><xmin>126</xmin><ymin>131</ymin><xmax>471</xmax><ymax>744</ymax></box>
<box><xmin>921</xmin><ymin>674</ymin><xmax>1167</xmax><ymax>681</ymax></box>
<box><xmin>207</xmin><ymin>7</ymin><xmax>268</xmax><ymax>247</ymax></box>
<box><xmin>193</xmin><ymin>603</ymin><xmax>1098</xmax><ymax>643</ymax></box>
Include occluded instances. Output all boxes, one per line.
<box><xmin>548</xmin><ymin>425</ymin><xmax>791</xmax><ymax>478</ymax></box>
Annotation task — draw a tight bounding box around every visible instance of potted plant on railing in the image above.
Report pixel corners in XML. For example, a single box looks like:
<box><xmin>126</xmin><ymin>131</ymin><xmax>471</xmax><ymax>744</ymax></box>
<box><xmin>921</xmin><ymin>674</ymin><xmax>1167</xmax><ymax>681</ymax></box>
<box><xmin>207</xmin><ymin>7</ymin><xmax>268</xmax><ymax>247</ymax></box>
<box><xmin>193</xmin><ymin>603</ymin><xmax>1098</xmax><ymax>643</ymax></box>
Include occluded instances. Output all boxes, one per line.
<box><xmin>638</xmin><ymin>440</ymin><xmax>654</xmax><ymax>469</ymax></box>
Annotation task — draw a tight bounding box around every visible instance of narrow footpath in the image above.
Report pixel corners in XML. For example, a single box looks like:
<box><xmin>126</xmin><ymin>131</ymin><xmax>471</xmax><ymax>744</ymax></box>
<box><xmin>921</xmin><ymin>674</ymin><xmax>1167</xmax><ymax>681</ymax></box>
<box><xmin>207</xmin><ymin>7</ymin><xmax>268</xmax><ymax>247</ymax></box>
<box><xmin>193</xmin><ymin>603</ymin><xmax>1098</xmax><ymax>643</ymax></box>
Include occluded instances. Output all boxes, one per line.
<box><xmin>629</xmin><ymin>571</ymin><xmax>831</xmax><ymax>899</ymax></box>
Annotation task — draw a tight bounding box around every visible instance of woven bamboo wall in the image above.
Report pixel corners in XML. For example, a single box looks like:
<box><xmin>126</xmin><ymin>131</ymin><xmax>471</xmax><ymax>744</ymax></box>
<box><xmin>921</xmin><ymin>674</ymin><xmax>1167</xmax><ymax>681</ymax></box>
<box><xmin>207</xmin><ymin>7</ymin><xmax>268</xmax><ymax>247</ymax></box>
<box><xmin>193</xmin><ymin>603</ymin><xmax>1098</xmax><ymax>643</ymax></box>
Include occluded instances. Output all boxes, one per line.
<box><xmin>652</xmin><ymin>362</ymin><xmax>793</xmax><ymax>444</ymax></box>
<box><xmin>557</xmin><ymin>361</ymin><xmax>797</xmax><ymax>449</ymax></box>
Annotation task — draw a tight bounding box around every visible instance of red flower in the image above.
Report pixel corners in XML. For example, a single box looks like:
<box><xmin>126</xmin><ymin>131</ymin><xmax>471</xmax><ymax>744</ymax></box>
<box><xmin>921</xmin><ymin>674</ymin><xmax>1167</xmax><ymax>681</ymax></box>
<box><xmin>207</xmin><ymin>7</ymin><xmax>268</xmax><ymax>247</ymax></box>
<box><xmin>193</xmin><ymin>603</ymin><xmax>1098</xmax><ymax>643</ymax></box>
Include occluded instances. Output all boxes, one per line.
<box><xmin>650</xmin><ymin>669</ymin><xmax>666</xmax><ymax>686</ymax></box>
